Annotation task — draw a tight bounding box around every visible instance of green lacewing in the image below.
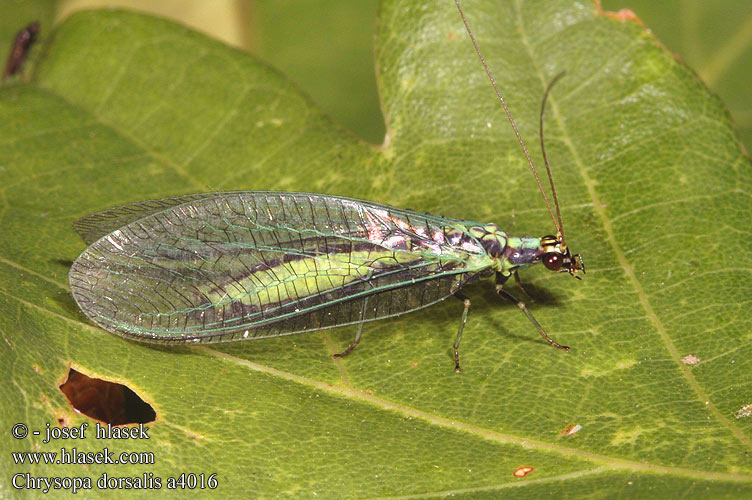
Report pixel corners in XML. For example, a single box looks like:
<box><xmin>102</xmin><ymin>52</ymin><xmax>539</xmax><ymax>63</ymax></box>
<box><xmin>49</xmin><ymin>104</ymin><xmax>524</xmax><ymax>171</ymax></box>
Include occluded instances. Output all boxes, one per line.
<box><xmin>68</xmin><ymin>1</ymin><xmax>584</xmax><ymax>371</ymax></box>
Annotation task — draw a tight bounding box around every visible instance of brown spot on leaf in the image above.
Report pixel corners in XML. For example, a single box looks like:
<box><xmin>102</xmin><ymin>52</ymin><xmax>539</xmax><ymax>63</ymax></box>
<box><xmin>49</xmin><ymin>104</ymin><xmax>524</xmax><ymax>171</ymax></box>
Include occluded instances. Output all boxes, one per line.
<box><xmin>513</xmin><ymin>466</ymin><xmax>534</xmax><ymax>478</ymax></box>
<box><xmin>560</xmin><ymin>423</ymin><xmax>582</xmax><ymax>436</ymax></box>
<box><xmin>593</xmin><ymin>0</ymin><xmax>643</xmax><ymax>25</ymax></box>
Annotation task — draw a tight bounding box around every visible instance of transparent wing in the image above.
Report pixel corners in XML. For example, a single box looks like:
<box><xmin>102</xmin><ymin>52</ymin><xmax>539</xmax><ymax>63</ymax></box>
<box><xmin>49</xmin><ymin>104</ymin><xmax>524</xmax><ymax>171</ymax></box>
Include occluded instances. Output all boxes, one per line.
<box><xmin>69</xmin><ymin>192</ymin><xmax>490</xmax><ymax>344</ymax></box>
<box><xmin>73</xmin><ymin>193</ymin><xmax>220</xmax><ymax>245</ymax></box>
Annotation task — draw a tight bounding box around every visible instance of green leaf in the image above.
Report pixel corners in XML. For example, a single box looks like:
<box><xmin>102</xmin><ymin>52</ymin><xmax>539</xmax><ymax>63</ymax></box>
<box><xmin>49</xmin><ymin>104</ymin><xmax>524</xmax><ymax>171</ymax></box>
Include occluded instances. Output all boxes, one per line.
<box><xmin>251</xmin><ymin>0</ymin><xmax>384</xmax><ymax>144</ymax></box>
<box><xmin>2</xmin><ymin>1</ymin><xmax>751</xmax><ymax>498</ymax></box>
<box><xmin>600</xmin><ymin>0</ymin><xmax>752</xmax><ymax>160</ymax></box>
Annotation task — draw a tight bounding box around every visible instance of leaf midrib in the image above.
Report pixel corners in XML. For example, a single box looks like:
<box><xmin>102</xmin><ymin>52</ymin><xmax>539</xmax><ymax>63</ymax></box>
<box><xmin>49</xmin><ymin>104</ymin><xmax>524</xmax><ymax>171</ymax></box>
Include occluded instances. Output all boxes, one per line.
<box><xmin>204</xmin><ymin>344</ymin><xmax>752</xmax><ymax>482</ymax></box>
<box><xmin>362</xmin><ymin>467</ymin><xmax>612</xmax><ymax>499</ymax></box>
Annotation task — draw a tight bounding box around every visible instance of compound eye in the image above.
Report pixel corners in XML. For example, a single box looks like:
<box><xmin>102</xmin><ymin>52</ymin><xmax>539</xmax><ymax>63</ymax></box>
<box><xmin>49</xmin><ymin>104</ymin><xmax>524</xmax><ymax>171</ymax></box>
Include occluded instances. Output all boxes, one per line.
<box><xmin>542</xmin><ymin>252</ymin><xmax>563</xmax><ymax>271</ymax></box>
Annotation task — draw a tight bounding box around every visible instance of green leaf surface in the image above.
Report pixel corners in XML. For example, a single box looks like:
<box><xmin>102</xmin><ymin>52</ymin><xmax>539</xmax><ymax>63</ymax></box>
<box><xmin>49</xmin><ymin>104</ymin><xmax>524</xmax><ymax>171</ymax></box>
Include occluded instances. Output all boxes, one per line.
<box><xmin>601</xmin><ymin>0</ymin><xmax>752</xmax><ymax>157</ymax></box>
<box><xmin>251</xmin><ymin>0</ymin><xmax>384</xmax><ymax>144</ymax></box>
<box><xmin>1</xmin><ymin>0</ymin><xmax>751</xmax><ymax>498</ymax></box>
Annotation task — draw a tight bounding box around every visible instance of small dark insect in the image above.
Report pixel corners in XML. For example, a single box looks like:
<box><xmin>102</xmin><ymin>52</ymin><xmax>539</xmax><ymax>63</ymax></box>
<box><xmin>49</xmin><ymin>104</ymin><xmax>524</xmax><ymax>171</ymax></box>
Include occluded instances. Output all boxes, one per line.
<box><xmin>3</xmin><ymin>22</ymin><xmax>40</xmax><ymax>80</ymax></box>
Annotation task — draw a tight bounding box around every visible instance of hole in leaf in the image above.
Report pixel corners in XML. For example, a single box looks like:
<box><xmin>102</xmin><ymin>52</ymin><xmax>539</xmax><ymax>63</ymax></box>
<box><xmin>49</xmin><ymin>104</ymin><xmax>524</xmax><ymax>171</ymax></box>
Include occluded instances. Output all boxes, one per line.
<box><xmin>59</xmin><ymin>368</ymin><xmax>156</xmax><ymax>425</ymax></box>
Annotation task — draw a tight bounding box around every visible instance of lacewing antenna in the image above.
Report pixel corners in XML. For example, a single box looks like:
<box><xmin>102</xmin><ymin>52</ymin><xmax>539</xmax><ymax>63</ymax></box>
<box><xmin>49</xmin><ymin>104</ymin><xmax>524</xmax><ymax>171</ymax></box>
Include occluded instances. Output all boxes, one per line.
<box><xmin>453</xmin><ymin>0</ymin><xmax>567</xmax><ymax>243</ymax></box>
<box><xmin>539</xmin><ymin>71</ymin><xmax>567</xmax><ymax>247</ymax></box>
